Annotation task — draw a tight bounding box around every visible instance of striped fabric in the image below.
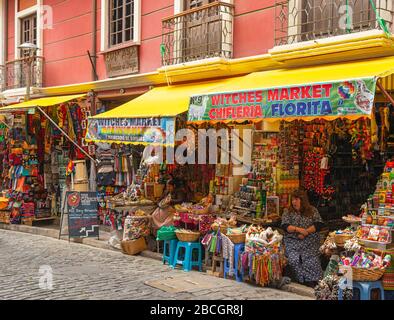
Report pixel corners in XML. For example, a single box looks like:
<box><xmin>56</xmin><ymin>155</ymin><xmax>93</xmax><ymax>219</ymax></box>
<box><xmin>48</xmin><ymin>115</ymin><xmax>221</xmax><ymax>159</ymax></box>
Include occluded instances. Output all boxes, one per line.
<box><xmin>383</xmin><ymin>253</ymin><xmax>394</xmax><ymax>290</ymax></box>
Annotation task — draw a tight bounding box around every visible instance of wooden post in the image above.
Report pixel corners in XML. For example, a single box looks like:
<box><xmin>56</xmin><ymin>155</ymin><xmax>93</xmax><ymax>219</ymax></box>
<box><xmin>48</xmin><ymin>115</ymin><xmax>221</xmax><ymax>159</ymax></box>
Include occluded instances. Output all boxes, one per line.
<box><xmin>377</xmin><ymin>80</ymin><xmax>394</xmax><ymax>106</ymax></box>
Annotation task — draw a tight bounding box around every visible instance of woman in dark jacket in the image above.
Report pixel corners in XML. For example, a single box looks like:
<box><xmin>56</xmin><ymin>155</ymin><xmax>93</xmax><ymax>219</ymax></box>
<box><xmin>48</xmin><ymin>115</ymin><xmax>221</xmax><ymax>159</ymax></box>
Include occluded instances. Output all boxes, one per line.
<box><xmin>281</xmin><ymin>189</ymin><xmax>325</xmax><ymax>287</ymax></box>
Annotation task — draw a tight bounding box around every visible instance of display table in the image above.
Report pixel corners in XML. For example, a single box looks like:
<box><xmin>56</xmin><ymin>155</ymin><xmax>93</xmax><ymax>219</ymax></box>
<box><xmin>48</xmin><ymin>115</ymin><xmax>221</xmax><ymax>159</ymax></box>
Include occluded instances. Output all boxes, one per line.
<box><xmin>234</xmin><ymin>214</ymin><xmax>281</xmax><ymax>228</ymax></box>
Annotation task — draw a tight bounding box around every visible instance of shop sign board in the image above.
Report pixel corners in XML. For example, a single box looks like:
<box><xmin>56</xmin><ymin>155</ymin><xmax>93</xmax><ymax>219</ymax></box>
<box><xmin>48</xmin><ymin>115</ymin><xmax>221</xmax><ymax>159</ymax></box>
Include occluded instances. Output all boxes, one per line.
<box><xmin>187</xmin><ymin>78</ymin><xmax>377</xmax><ymax>122</ymax></box>
<box><xmin>104</xmin><ymin>45</ymin><xmax>139</xmax><ymax>77</ymax></box>
<box><xmin>85</xmin><ymin>116</ymin><xmax>175</xmax><ymax>145</ymax></box>
<box><xmin>66</xmin><ymin>192</ymin><xmax>99</xmax><ymax>238</ymax></box>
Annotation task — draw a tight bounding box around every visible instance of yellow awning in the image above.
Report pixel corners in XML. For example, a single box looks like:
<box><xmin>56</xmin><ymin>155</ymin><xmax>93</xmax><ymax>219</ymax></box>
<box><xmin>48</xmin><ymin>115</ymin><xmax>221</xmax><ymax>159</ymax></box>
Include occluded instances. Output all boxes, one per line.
<box><xmin>207</xmin><ymin>56</ymin><xmax>394</xmax><ymax>93</ymax></box>
<box><xmin>86</xmin><ymin>79</ymin><xmax>231</xmax><ymax>146</ymax></box>
<box><xmin>187</xmin><ymin>56</ymin><xmax>394</xmax><ymax>123</ymax></box>
<box><xmin>91</xmin><ymin>79</ymin><xmax>231</xmax><ymax>119</ymax></box>
<box><xmin>0</xmin><ymin>94</ymin><xmax>86</xmax><ymax>112</ymax></box>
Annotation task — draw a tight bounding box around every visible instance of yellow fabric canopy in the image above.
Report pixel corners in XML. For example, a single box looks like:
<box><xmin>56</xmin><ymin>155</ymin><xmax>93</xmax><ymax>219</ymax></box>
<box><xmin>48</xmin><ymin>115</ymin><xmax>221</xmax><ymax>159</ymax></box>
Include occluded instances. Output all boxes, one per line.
<box><xmin>205</xmin><ymin>56</ymin><xmax>394</xmax><ymax>94</ymax></box>
<box><xmin>0</xmin><ymin>94</ymin><xmax>86</xmax><ymax>111</ymax></box>
<box><xmin>186</xmin><ymin>56</ymin><xmax>394</xmax><ymax>123</ymax></box>
<box><xmin>85</xmin><ymin>79</ymin><xmax>231</xmax><ymax>146</ymax></box>
<box><xmin>91</xmin><ymin>79</ymin><xmax>231</xmax><ymax>119</ymax></box>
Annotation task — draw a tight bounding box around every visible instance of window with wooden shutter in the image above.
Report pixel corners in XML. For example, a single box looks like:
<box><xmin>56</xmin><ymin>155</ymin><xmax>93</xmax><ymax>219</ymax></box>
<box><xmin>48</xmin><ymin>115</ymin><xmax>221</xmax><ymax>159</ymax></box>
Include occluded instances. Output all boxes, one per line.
<box><xmin>182</xmin><ymin>0</ymin><xmax>221</xmax><ymax>62</ymax></box>
<box><xmin>109</xmin><ymin>0</ymin><xmax>135</xmax><ymax>47</ymax></box>
<box><xmin>301</xmin><ymin>0</ymin><xmax>375</xmax><ymax>40</ymax></box>
<box><xmin>21</xmin><ymin>14</ymin><xmax>37</xmax><ymax>45</ymax></box>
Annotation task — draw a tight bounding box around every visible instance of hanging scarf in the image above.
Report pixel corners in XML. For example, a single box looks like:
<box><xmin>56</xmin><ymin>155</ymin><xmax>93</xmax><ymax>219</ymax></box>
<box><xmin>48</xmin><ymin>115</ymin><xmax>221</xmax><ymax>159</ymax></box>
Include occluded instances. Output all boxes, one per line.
<box><xmin>66</xmin><ymin>108</ymin><xmax>76</xmax><ymax>142</ymax></box>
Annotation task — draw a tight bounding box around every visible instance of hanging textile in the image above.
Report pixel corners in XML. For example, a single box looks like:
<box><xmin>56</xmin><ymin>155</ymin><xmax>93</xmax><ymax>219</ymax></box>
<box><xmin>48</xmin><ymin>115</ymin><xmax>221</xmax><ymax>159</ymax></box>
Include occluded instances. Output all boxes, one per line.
<box><xmin>221</xmin><ymin>234</ymin><xmax>235</xmax><ymax>276</ymax></box>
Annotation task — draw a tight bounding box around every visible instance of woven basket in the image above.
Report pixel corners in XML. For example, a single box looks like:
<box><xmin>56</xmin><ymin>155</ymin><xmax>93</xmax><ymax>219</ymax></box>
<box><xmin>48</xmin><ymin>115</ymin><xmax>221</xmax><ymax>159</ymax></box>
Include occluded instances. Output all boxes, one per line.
<box><xmin>227</xmin><ymin>233</ymin><xmax>246</xmax><ymax>244</ymax></box>
<box><xmin>342</xmin><ymin>216</ymin><xmax>361</xmax><ymax>224</ymax></box>
<box><xmin>192</xmin><ymin>206</ymin><xmax>210</xmax><ymax>215</ymax></box>
<box><xmin>120</xmin><ymin>237</ymin><xmax>147</xmax><ymax>255</ymax></box>
<box><xmin>351</xmin><ymin>267</ymin><xmax>385</xmax><ymax>282</ymax></box>
<box><xmin>175</xmin><ymin>230</ymin><xmax>200</xmax><ymax>242</ymax></box>
<box><xmin>212</xmin><ymin>224</ymin><xmax>229</xmax><ymax>234</ymax></box>
<box><xmin>334</xmin><ymin>233</ymin><xmax>353</xmax><ymax>247</ymax></box>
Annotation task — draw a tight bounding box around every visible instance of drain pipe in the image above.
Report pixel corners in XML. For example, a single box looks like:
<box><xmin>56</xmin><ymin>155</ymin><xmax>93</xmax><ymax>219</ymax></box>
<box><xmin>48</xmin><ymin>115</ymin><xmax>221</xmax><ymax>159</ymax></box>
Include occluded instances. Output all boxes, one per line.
<box><xmin>92</xmin><ymin>0</ymin><xmax>97</xmax><ymax>81</ymax></box>
<box><xmin>4</xmin><ymin>0</ymin><xmax>8</xmax><ymax>65</ymax></box>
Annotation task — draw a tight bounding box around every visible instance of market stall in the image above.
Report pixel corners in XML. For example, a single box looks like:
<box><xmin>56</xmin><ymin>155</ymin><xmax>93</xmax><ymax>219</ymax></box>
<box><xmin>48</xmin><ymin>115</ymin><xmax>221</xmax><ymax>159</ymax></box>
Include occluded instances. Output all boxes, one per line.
<box><xmin>85</xmin><ymin>80</ymin><xmax>228</xmax><ymax>252</ymax></box>
<box><xmin>0</xmin><ymin>94</ymin><xmax>94</xmax><ymax>226</ymax></box>
<box><xmin>174</xmin><ymin>56</ymin><xmax>394</xmax><ymax>293</ymax></box>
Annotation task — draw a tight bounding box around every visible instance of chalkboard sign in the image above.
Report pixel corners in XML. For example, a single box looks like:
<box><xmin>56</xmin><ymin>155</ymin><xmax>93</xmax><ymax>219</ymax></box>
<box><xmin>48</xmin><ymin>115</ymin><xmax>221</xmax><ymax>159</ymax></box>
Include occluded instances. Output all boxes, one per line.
<box><xmin>66</xmin><ymin>192</ymin><xmax>99</xmax><ymax>238</ymax></box>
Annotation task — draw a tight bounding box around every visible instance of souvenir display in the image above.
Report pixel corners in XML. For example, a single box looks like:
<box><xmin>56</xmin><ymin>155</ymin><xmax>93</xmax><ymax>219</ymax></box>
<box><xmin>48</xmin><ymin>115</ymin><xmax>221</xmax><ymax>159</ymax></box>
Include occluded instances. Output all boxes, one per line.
<box><xmin>250</xmin><ymin>131</ymin><xmax>279</xmax><ymax>196</ymax></box>
<box><xmin>319</xmin><ymin>232</ymin><xmax>337</xmax><ymax>256</ymax></box>
<box><xmin>234</xmin><ymin>225</ymin><xmax>286</xmax><ymax>287</ymax></box>
<box><xmin>278</xmin><ymin>121</ymin><xmax>301</xmax><ymax>208</ymax></box>
<box><xmin>210</xmin><ymin>215</ymin><xmax>237</xmax><ymax>232</ymax></box>
<box><xmin>339</xmin><ymin>251</ymin><xmax>391</xmax><ymax>270</ymax></box>
<box><xmin>315</xmin><ymin>275</ymin><xmax>353</xmax><ymax>300</ymax></box>
<box><xmin>355</xmin><ymin>160</ymin><xmax>394</xmax><ymax>249</ymax></box>
<box><xmin>123</xmin><ymin>210</ymin><xmax>151</xmax><ymax>241</ymax></box>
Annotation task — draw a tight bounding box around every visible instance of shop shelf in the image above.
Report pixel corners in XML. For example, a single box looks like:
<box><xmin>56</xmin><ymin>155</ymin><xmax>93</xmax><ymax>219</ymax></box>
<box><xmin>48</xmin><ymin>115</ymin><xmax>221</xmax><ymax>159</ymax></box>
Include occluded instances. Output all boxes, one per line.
<box><xmin>359</xmin><ymin>239</ymin><xmax>393</xmax><ymax>251</ymax></box>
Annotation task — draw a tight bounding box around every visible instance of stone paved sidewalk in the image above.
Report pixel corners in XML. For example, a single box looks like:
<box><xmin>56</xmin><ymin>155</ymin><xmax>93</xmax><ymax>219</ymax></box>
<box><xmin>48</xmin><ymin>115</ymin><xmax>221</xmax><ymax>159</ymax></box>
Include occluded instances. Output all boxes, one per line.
<box><xmin>0</xmin><ymin>229</ymin><xmax>312</xmax><ymax>300</ymax></box>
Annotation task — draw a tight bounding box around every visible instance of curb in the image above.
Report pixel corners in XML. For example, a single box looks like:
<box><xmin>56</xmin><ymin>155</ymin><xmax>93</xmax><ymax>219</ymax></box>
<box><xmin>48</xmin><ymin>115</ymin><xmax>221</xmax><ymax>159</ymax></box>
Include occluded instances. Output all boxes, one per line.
<box><xmin>280</xmin><ymin>283</ymin><xmax>315</xmax><ymax>299</ymax></box>
<box><xmin>0</xmin><ymin>223</ymin><xmax>315</xmax><ymax>299</ymax></box>
<box><xmin>0</xmin><ymin>223</ymin><xmax>116</xmax><ymax>252</ymax></box>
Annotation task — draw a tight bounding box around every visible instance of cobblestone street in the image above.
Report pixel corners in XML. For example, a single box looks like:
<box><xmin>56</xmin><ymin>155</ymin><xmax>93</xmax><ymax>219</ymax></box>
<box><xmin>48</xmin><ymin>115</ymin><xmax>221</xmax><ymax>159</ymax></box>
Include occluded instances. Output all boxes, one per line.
<box><xmin>0</xmin><ymin>229</ymin><xmax>310</xmax><ymax>300</ymax></box>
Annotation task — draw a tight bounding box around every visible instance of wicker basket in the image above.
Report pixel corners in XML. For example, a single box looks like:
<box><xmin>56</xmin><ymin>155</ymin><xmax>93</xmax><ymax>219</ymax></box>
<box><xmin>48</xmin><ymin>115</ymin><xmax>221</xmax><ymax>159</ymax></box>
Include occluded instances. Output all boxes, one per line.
<box><xmin>342</xmin><ymin>216</ymin><xmax>361</xmax><ymax>224</ymax></box>
<box><xmin>351</xmin><ymin>267</ymin><xmax>385</xmax><ymax>282</ymax></box>
<box><xmin>211</xmin><ymin>224</ymin><xmax>229</xmax><ymax>234</ymax></box>
<box><xmin>334</xmin><ymin>233</ymin><xmax>353</xmax><ymax>247</ymax></box>
<box><xmin>227</xmin><ymin>233</ymin><xmax>246</xmax><ymax>244</ymax></box>
<box><xmin>175</xmin><ymin>230</ymin><xmax>200</xmax><ymax>242</ymax></box>
<box><xmin>192</xmin><ymin>205</ymin><xmax>210</xmax><ymax>215</ymax></box>
<box><xmin>120</xmin><ymin>237</ymin><xmax>147</xmax><ymax>255</ymax></box>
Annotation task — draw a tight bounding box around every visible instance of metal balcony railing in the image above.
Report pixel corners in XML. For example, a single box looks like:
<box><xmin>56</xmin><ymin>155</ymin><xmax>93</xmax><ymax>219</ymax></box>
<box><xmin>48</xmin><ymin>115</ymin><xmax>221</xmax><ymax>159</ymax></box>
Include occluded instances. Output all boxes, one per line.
<box><xmin>3</xmin><ymin>56</ymin><xmax>44</xmax><ymax>90</ymax></box>
<box><xmin>274</xmin><ymin>0</ymin><xmax>394</xmax><ymax>46</ymax></box>
<box><xmin>162</xmin><ymin>1</ymin><xmax>234</xmax><ymax>66</ymax></box>
<box><xmin>0</xmin><ymin>65</ymin><xmax>5</xmax><ymax>92</ymax></box>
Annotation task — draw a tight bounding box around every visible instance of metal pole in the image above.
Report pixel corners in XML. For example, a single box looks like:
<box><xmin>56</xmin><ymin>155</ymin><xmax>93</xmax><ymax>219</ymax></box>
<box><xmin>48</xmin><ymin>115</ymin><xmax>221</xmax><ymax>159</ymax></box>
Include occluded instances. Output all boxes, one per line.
<box><xmin>377</xmin><ymin>80</ymin><xmax>394</xmax><ymax>106</ymax></box>
<box><xmin>36</xmin><ymin>106</ymin><xmax>98</xmax><ymax>164</ymax></box>
<box><xmin>25</xmin><ymin>57</ymin><xmax>31</xmax><ymax>101</ymax></box>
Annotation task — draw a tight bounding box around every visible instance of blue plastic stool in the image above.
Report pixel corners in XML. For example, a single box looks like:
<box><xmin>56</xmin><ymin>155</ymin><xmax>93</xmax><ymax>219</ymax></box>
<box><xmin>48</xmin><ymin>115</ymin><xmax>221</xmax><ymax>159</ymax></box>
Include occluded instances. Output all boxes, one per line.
<box><xmin>338</xmin><ymin>281</ymin><xmax>385</xmax><ymax>300</ymax></box>
<box><xmin>162</xmin><ymin>239</ymin><xmax>178</xmax><ymax>265</ymax></box>
<box><xmin>172</xmin><ymin>241</ymin><xmax>202</xmax><ymax>272</ymax></box>
<box><xmin>224</xmin><ymin>243</ymin><xmax>245</xmax><ymax>282</ymax></box>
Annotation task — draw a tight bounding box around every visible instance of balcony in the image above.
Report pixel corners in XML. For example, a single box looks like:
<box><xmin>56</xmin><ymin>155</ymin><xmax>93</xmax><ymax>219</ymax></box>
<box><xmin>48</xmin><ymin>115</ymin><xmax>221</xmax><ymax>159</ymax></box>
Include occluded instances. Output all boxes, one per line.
<box><xmin>1</xmin><ymin>56</ymin><xmax>43</xmax><ymax>91</ymax></box>
<box><xmin>161</xmin><ymin>1</ymin><xmax>234</xmax><ymax>66</ymax></box>
<box><xmin>0</xmin><ymin>65</ymin><xmax>4</xmax><ymax>92</ymax></box>
<box><xmin>274</xmin><ymin>0</ymin><xmax>394</xmax><ymax>46</ymax></box>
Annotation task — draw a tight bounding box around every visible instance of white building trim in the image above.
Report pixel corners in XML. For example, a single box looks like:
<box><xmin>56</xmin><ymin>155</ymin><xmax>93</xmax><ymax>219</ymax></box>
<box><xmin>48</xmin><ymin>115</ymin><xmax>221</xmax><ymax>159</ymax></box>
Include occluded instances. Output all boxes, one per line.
<box><xmin>174</xmin><ymin>0</ymin><xmax>233</xmax><ymax>14</ymax></box>
<box><xmin>14</xmin><ymin>0</ymin><xmax>43</xmax><ymax>59</ymax></box>
<box><xmin>100</xmin><ymin>0</ymin><xmax>141</xmax><ymax>52</ymax></box>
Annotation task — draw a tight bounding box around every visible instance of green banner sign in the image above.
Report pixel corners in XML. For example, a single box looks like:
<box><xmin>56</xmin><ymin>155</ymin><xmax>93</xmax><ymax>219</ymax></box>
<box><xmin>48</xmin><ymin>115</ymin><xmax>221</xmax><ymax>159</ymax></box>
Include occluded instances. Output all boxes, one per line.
<box><xmin>187</xmin><ymin>78</ymin><xmax>377</xmax><ymax>122</ymax></box>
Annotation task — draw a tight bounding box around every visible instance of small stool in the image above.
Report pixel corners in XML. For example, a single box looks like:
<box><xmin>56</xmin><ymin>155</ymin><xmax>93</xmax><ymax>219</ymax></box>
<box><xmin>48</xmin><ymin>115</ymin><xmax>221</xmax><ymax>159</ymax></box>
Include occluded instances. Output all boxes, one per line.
<box><xmin>224</xmin><ymin>243</ymin><xmax>245</xmax><ymax>282</ymax></box>
<box><xmin>211</xmin><ymin>254</ymin><xmax>224</xmax><ymax>277</ymax></box>
<box><xmin>338</xmin><ymin>281</ymin><xmax>385</xmax><ymax>300</ymax></box>
<box><xmin>204</xmin><ymin>248</ymin><xmax>213</xmax><ymax>272</ymax></box>
<box><xmin>162</xmin><ymin>239</ymin><xmax>178</xmax><ymax>266</ymax></box>
<box><xmin>172</xmin><ymin>241</ymin><xmax>202</xmax><ymax>272</ymax></box>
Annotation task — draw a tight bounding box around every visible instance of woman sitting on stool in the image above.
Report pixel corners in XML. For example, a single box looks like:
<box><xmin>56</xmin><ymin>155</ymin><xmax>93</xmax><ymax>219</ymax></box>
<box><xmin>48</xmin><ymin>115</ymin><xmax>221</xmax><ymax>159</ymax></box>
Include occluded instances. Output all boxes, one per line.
<box><xmin>281</xmin><ymin>189</ymin><xmax>325</xmax><ymax>288</ymax></box>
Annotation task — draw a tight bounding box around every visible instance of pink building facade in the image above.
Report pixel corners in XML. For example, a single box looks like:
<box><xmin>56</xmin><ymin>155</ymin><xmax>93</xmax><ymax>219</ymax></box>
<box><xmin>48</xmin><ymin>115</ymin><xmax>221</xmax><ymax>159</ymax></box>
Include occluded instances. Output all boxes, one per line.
<box><xmin>0</xmin><ymin>1</ymin><xmax>276</xmax><ymax>97</ymax></box>
<box><xmin>1</xmin><ymin>0</ymin><xmax>393</xmax><ymax>104</ymax></box>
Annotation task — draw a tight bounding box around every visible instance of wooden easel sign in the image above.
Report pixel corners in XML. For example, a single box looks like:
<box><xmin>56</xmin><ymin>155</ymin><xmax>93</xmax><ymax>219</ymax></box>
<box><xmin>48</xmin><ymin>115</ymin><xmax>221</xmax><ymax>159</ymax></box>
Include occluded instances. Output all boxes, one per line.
<box><xmin>65</xmin><ymin>191</ymin><xmax>99</xmax><ymax>239</ymax></box>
